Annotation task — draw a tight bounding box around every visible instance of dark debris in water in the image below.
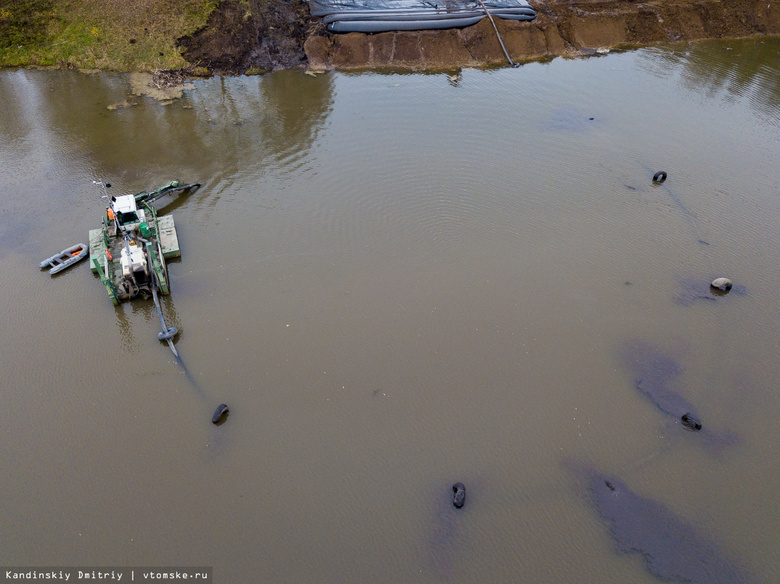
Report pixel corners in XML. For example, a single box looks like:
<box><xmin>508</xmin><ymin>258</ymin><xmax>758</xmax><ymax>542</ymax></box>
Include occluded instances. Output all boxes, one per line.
<box><xmin>570</xmin><ymin>463</ymin><xmax>756</xmax><ymax>584</ymax></box>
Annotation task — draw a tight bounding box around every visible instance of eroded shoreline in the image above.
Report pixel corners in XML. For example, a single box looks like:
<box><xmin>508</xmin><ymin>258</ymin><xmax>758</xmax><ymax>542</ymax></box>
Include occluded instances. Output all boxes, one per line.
<box><xmin>302</xmin><ymin>0</ymin><xmax>780</xmax><ymax>70</ymax></box>
<box><xmin>3</xmin><ymin>0</ymin><xmax>779</xmax><ymax>74</ymax></box>
<box><xmin>178</xmin><ymin>0</ymin><xmax>780</xmax><ymax>73</ymax></box>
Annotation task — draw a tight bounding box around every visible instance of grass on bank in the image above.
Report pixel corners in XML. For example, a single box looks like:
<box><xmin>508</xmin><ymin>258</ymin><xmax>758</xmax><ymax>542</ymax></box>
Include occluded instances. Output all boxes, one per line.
<box><xmin>0</xmin><ymin>0</ymin><xmax>218</xmax><ymax>70</ymax></box>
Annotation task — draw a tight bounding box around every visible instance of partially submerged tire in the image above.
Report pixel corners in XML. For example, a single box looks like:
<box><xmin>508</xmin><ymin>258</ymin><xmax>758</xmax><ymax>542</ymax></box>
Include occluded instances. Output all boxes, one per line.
<box><xmin>652</xmin><ymin>171</ymin><xmax>667</xmax><ymax>184</ymax></box>
<box><xmin>711</xmin><ymin>277</ymin><xmax>732</xmax><ymax>293</ymax></box>
<box><xmin>452</xmin><ymin>483</ymin><xmax>466</xmax><ymax>508</ymax></box>
<box><xmin>212</xmin><ymin>403</ymin><xmax>229</xmax><ymax>425</ymax></box>
<box><xmin>681</xmin><ymin>413</ymin><xmax>702</xmax><ymax>431</ymax></box>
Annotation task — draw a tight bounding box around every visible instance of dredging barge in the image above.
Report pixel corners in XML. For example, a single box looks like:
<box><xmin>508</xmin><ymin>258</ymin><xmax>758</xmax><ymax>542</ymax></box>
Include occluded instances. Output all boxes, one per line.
<box><xmin>88</xmin><ymin>181</ymin><xmax>200</xmax><ymax>305</ymax></box>
<box><xmin>42</xmin><ymin>180</ymin><xmax>229</xmax><ymax>423</ymax></box>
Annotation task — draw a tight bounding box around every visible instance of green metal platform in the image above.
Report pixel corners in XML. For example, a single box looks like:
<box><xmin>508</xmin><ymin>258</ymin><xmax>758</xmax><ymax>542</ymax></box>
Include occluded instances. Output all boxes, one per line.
<box><xmin>89</xmin><ymin>214</ymin><xmax>180</xmax><ymax>275</ymax></box>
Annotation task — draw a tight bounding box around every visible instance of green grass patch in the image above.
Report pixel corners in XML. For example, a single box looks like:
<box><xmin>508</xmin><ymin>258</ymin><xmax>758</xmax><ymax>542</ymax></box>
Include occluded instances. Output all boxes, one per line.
<box><xmin>0</xmin><ymin>0</ymin><xmax>218</xmax><ymax>70</ymax></box>
<box><xmin>0</xmin><ymin>0</ymin><xmax>55</xmax><ymax>49</ymax></box>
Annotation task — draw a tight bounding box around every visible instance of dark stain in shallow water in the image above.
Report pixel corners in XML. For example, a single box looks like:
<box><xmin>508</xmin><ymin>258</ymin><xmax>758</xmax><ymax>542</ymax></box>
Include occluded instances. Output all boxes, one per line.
<box><xmin>544</xmin><ymin>107</ymin><xmax>601</xmax><ymax>131</ymax></box>
<box><xmin>204</xmin><ymin>425</ymin><xmax>229</xmax><ymax>458</ymax></box>
<box><xmin>620</xmin><ymin>340</ymin><xmax>698</xmax><ymax>422</ymax></box>
<box><xmin>650</xmin><ymin>172</ymin><xmax>696</xmax><ymax>224</ymax></box>
<box><xmin>428</xmin><ymin>506</ymin><xmax>458</xmax><ymax>576</ymax></box>
<box><xmin>620</xmin><ymin>341</ymin><xmax>739</xmax><ymax>455</ymax></box>
<box><xmin>636</xmin><ymin>168</ymin><xmax>712</xmax><ymax>248</ymax></box>
<box><xmin>570</xmin><ymin>463</ymin><xmax>755</xmax><ymax>584</ymax></box>
<box><xmin>675</xmin><ymin>277</ymin><xmax>747</xmax><ymax>306</ymax></box>
<box><xmin>426</xmin><ymin>483</ymin><xmax>471</xmax><ymax>576</ymax></box>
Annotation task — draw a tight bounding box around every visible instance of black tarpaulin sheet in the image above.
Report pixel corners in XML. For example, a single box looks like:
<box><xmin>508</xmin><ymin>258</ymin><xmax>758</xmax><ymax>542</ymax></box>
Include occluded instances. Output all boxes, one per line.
<box><xmin>308</xmin><ymin>0</ymin><xmax>536</xmax><ymax>33</ymax></box>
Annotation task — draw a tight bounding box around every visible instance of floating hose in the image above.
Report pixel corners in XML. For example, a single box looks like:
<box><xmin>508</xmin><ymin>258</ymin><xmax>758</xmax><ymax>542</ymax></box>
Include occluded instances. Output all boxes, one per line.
<box><xmin>151</xmin><ymin>276</ymin><xmax>208</xmax><ymax>402</ymax></box>
<box><xmin>148</xmin><ymin>227</ymin><xmax>229</xmax><ymax>422</ymax></box>
<box><xmin>151</xmin><ymin>282</ymin><xmax>179</xmax><ymax>359</ymax></box>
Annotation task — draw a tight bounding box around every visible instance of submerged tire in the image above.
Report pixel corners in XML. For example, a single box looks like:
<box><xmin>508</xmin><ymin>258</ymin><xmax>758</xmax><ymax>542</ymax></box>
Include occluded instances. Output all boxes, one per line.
<box><xmin>711</xmin><ymin>277</ymin><xmax>733</xmax><ymax>293</ymax></box>
<box><xmin>652</xmin><ymin>171</ymin><xmax>667</xmax><ymax>184</ymax></box>
<box><xmin>681</xmin><ymin>413</ymin><xmax>702</xmax><ymax>431</ymax></box>
<box><xmin>212</xmin><ymin>403</ymin><xmax>229</xmax><ymax>425</ymax></box>
<box><xmin>452</xmin><ymin>483</ymin><xmax>466</xmax><ymax>509</ymax></box>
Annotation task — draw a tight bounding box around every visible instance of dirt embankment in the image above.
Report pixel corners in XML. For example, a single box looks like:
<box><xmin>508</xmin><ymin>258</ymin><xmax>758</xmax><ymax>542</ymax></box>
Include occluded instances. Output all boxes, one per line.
<box><xmin>178</xmin><ymin>0</ymin><xmax>317</xmax><ymax>74</ymax></box>
<box><xmin>180</xmin><ymin>0</ymin><xmax>780</xmax><ymax>73</ymax></box>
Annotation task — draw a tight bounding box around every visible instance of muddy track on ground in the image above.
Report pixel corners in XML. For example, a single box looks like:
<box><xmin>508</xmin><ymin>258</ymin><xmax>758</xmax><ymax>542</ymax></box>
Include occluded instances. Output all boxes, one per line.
<box><xmin>178</xmin><ymin>0</ymin><xmax>318</xmax><ymax>74</ymax></box>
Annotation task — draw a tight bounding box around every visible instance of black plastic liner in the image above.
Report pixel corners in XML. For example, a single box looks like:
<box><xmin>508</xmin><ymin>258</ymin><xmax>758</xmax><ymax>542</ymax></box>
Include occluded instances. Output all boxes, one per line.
<box><xmin>308</xmin><ymin>0</ymin><xmax>536</xmax><ymax>33</ymax></box>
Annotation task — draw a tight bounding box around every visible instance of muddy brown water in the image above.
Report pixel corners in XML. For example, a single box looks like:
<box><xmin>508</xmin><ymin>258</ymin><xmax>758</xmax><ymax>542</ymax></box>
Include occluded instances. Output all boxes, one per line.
<box><xmin>1</xmin><ymin>38</ymin><xmax>779</xmax><ymax>583</ymax></box>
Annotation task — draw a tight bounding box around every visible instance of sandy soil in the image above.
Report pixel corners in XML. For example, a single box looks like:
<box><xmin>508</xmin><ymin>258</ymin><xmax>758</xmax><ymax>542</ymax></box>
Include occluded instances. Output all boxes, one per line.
<box><xmin>178</xmin><ymin>0</ymin><xmax>780</xmax><ymax>73</ymax></box>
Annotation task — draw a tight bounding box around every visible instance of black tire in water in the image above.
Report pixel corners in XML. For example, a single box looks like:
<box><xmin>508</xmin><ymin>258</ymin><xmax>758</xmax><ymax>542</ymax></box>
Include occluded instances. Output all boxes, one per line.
<box><xmin>452</xmin><ymin>483</ymin><xmax>466</xmax><ymax>508</ymax></box>
<box><xmin>681</xmin><ymin>413</ymin><xmax>702</xmax><ymax>431</ymax></box>
<box><xmin>212</xmin><ymin>403</ymin><xmax>230</xmax><ymax>425</ymax></box>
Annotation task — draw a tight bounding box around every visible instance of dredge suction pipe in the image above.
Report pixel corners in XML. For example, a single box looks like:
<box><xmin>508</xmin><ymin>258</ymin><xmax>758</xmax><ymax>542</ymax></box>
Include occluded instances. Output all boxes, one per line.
<box><xmin>475</xmin><ymin>0</ymin><xmax>519</xmax><ymax>67</ymax></box>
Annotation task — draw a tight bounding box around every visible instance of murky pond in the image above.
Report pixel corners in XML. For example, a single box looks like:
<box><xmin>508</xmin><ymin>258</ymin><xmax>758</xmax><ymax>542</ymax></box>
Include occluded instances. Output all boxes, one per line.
<box><xmin>1</xmin><ymin>37</ymin><xmax>779</xmax><ymax>583</ymax></box>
